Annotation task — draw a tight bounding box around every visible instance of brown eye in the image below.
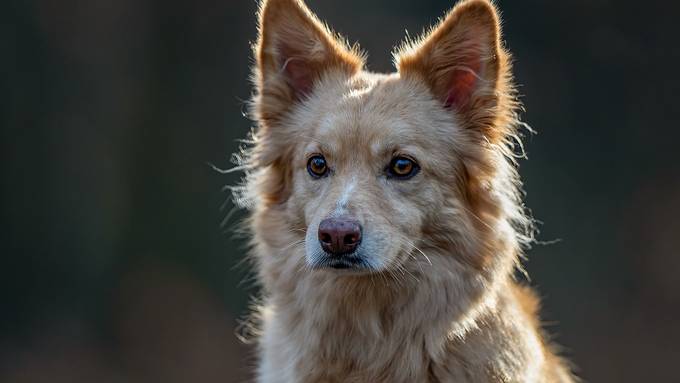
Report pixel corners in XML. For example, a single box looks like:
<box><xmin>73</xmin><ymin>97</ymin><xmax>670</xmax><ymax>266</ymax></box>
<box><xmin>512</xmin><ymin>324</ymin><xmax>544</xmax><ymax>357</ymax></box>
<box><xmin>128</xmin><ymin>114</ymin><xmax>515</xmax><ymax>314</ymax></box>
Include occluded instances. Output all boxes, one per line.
<box><xmin>307</xmin><ymin>155</ymin><xmax>328</xmax><ymax>178</ymax></box>
<box><xmin>387</xmin><ymin>156</ymin><xmax>419</xmax><ymax>179</ymax></box>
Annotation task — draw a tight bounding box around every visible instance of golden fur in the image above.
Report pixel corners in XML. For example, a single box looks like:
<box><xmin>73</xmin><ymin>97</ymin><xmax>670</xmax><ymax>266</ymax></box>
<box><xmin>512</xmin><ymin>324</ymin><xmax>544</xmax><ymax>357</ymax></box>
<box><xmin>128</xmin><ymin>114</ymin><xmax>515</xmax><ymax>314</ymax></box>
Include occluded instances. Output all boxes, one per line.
<box><xmin>235</xmin><ymin>0</ymin><xmax>577</xmax><ymax>381</ymax></box>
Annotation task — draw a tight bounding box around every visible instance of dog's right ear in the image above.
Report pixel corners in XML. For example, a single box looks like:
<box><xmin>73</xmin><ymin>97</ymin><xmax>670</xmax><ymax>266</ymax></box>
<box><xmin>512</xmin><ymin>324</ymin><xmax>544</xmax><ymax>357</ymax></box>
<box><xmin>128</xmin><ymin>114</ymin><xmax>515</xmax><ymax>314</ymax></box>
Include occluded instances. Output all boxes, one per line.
<box><xmin>253</xmin><ymin>0</ymin><xmax>363</xmax><ymax>124</ymax></box>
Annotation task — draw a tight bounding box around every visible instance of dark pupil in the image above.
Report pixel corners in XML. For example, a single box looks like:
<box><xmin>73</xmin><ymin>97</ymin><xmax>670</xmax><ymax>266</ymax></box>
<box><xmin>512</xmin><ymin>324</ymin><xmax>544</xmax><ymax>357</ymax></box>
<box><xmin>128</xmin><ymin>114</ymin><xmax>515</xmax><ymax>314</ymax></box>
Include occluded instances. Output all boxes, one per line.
<box><xmin>395</xmin><ymin>159</ymin><xmax>411</xmax><ymax>173</ymax></box>
<box><xmin>312</xmin><ymin>158</ymin><xmax>325</xmax><ymax>172</ymax></box>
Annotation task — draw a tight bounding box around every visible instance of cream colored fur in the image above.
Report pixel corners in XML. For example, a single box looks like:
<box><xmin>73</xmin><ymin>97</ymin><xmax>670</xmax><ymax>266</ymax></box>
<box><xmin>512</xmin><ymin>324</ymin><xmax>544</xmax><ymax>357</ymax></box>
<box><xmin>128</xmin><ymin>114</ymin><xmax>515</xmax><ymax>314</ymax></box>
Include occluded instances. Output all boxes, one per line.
<box><xmin>235</xmin><ymin>0</ymin><xmax>577</xmax><ymax>381</ymax></box>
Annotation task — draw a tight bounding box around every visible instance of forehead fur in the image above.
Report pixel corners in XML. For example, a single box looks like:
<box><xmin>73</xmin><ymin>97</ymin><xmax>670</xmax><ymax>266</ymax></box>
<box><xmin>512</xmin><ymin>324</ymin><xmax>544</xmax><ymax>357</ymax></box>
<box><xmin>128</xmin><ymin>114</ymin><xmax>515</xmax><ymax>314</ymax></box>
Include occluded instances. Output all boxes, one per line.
<box><xmin>284</xmin><ymin>71</ymin><xmax>470</xmax><ymax>162</ymax></box>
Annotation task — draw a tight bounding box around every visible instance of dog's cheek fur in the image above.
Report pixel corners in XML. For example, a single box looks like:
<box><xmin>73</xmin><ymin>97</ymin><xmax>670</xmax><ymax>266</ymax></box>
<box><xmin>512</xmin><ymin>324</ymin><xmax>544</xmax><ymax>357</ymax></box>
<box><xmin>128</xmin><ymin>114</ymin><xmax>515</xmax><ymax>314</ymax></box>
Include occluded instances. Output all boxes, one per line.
<box><xmin>292</xmin><ymin>169</ymin><xmax>330</xmax><ymax>235</ymax></box>
<box><xmin>361</xmin><ymin>183</ymin><xmax>430</xmax><ymax>267</ymax></box>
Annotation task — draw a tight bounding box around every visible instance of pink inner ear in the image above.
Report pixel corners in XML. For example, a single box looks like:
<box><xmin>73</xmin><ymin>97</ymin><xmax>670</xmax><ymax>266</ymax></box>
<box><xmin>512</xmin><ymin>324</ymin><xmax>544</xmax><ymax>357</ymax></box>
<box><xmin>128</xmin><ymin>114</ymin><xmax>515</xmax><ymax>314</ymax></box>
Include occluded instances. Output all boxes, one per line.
<box><xmin>283</xmin><ymin>58</ymin><xmax>314</xmax><ymax>97</ymax></box>
<box><xmin>444</xmin><ymin>68</ymin><xmax>479</xmax><ymax>109</ymax></box>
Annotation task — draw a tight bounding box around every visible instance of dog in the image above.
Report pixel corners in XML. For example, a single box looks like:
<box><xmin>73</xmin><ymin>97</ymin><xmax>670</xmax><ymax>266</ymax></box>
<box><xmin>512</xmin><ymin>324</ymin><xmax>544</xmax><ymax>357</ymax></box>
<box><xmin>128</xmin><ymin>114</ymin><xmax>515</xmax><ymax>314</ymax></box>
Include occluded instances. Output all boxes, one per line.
<box><xmin>235</xmin><ymin>0</ymin><xmax>576</xmax><ymax>381</ymax></box>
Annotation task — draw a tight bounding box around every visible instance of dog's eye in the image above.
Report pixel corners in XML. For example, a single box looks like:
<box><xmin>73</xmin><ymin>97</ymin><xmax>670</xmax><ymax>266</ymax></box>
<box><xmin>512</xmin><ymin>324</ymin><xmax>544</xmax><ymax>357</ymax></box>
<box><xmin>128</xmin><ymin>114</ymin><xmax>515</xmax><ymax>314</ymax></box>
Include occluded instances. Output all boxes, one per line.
<box><xmin>307</xmin><ymin>155</ymin><xmax>329</xmax><ymax>178</ymax></box>
<box><xmin>387</xmin><ymin>156</ymin><xmax>419</xmax><ymax>179</ymax></box>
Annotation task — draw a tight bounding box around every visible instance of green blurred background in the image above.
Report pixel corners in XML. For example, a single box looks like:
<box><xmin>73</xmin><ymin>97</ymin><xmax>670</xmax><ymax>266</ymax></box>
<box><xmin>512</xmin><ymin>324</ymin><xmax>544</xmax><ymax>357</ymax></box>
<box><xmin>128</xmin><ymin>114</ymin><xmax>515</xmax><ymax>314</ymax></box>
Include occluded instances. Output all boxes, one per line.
<box><xmin>2</xmin><ymin>0</ymin><xmax>679</xmax><ymax>382</ymax></box>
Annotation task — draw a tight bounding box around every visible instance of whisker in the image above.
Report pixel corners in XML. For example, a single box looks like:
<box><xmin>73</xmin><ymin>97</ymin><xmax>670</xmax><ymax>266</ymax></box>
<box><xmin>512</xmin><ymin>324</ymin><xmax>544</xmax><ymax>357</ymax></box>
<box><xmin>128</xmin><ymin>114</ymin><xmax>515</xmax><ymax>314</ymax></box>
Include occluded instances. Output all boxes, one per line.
<box><xmin>281</xmin><ymin>239</ymin><xmax>306</xmax><ymax>252</ymax></box>
<box><xmin>410</xmin><ymin>243</ymin><xmax>433</xmax><ymax>266</ymax></box>
<box><xmin>459</xmin><ymin>204</ymin><xmax>496</xmax><ymax>233</ymax></box>
<box><xmin>391</xmin><ymin>235</ymin><xmax>433</xmax><ymax>273</ymax></box>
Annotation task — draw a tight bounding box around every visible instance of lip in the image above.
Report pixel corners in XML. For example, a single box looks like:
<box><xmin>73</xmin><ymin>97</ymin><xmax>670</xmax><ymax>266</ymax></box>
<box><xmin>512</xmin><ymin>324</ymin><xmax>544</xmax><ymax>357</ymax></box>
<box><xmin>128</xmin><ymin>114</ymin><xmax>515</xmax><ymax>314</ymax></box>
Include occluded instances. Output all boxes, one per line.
<box><xmin>313</xmin><ymin>254</ymin><xmax>370</xmax><ymax>271</ymax></box>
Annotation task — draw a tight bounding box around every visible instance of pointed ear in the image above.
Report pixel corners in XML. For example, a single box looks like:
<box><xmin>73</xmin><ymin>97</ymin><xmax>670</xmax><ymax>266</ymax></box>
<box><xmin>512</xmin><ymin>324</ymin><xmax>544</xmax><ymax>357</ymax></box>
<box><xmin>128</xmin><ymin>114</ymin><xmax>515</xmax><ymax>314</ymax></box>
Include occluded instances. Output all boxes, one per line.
<box><xmin>254</xmin><ymin>0</ymin><xmax>363</xmax><ymax>123</ymax></box>
<box><xmin>396</xmin><ymin>0</ymin><xmax>513</xmax><ymax>140</ymax></box>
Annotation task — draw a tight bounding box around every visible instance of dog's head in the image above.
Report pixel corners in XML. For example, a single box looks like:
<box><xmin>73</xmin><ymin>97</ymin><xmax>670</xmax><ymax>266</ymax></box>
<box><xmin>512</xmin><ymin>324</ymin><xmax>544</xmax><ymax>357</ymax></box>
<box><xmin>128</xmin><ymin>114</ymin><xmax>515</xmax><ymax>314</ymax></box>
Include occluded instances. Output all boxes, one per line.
<box><xmin>245</xmin><ymin>0</ymin><xmax>530</xmax><ymax>278</ymax></box>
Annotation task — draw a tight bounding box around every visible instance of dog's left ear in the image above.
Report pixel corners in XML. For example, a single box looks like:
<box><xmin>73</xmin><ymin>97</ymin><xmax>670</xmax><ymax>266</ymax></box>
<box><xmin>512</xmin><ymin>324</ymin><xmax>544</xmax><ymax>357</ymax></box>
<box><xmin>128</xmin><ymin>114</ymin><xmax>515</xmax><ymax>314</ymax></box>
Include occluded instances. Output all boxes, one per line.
<box><xmin>396</xmin><ymin>0</ymin><xmax>512</xmax><ymax>141</ymax></box>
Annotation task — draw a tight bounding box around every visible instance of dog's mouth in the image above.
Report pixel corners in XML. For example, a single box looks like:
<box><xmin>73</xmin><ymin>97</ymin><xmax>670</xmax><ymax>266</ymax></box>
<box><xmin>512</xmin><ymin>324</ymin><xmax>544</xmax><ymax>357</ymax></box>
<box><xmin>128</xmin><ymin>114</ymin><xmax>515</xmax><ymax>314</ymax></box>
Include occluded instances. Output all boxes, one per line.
<box><xmin>312</xmin><ymin>254</ymin><xmax>372</xmax><ymax>272</ymax></box>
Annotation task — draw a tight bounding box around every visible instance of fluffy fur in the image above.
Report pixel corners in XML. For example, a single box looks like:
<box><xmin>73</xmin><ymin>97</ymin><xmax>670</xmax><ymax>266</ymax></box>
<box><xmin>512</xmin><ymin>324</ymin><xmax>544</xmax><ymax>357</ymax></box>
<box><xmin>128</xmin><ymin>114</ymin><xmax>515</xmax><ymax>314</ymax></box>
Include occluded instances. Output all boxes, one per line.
<box><xmin>235</xmin><ymin>0</ymin><xmax>576</xmax><ymax>381</ymax></box>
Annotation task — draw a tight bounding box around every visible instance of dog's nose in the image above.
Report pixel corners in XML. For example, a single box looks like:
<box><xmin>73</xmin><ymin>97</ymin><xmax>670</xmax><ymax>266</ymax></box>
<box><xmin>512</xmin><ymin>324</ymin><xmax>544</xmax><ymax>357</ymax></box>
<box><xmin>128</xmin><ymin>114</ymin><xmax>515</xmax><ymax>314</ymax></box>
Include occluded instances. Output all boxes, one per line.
<box><xmin>318</xmin><ymin>217</ymin><xmax>362</xmax><ymax>256</ymax></box>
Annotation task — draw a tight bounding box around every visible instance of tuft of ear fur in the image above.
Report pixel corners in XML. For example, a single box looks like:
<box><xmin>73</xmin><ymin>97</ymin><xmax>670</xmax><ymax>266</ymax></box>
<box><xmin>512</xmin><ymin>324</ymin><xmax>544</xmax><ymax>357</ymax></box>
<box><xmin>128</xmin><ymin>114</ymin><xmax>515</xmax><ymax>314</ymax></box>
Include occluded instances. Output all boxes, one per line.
<box><xmin>254</xmin><ymin>0</ymin><xmax>364</xmax><ymax>124</ymax></box>
<box><xmin>396</xmin><ymin>0</ymin><xmax>515</xmax><ymax>143</ymax></box>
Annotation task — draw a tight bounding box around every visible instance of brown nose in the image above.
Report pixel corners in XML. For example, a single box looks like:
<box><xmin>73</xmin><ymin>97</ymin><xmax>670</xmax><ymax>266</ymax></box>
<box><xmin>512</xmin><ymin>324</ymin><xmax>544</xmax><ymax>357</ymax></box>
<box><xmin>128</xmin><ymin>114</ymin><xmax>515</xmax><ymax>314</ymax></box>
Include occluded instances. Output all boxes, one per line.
<box><xmin>318</xmin><ymin>217</ymin><xmax>362</xmax><ymax>256</ymax></box>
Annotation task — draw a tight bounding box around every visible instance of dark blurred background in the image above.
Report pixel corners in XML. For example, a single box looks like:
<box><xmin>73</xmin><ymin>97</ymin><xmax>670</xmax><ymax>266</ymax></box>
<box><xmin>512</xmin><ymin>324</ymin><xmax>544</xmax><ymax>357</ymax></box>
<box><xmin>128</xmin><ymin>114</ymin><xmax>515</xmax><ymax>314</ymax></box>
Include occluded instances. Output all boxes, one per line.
<box><xmin>2</xmin><ymin>0</ymin><xmax>679</xmax><ymax>382</ymax></box>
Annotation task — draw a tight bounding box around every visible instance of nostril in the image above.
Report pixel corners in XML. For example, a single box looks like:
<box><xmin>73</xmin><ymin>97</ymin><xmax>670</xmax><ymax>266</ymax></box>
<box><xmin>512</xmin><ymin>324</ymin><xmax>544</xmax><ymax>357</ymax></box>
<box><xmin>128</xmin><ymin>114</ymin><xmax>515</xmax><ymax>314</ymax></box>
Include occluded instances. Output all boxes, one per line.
<box><xmin>320</xmin><ymin>232</ymin><xmax>332</xmax><ymax>245</ymax></box>
<box><xmin>344</xmin><ymin>234</ymin><xmax>358</xmax><ymax>245</ymax></box>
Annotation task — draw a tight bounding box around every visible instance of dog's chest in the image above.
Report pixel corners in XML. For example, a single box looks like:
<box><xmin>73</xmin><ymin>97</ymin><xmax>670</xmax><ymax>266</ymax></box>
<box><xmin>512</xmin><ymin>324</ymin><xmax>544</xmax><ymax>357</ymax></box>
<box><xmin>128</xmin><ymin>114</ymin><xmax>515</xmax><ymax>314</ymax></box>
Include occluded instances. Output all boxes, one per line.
<box><xmin>282</xmin><ymin>313</ymin><xmax>435</xmax><ymax>383</ymax></box>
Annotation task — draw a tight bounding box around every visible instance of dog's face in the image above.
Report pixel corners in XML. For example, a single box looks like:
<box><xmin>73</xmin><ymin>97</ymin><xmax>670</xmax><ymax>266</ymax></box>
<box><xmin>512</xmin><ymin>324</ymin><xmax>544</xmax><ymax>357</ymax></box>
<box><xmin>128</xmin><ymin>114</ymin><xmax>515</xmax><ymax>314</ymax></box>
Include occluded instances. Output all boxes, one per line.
<box><xmin>249</xmin><ymin>0</ymin><xmax>519</xmax><ymax>276</ymax></box>
<box><xmin>291</xmin><ymin>74</ymin><xmax>468</xmax><ymax>272</ymax></box>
